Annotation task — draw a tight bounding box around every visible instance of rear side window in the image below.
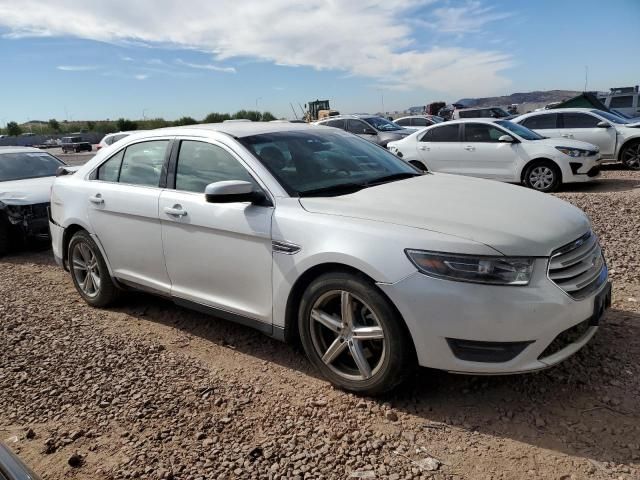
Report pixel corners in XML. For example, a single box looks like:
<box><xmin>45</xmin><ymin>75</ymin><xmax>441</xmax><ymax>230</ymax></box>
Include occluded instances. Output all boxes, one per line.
<box><xmin>412</xmin><ymin>118</ymin><xmax>430</xmax><ymax>126</ymax></box>
<box><xmin>562</xmin><ymin>113</ymin><xmax>600</xmax><ymax>129</ymax></box>
<box><xmin>324</xmin><ymin>119</ymin><xmax>345</xmax><ymax>129</ymax></box>
<box><xmin>464</xmin><ymin>123</ymin><xmax>505</xmax><ymax>142</ymax></box>
<box><xmin>97</xmin><ymin>150</ymin><xmax>124</xmax><ymax>182</ymax></box>
<box><xmin>118</xmin><ymin>140</ymin><xmax>168</xmax><ymax>187</ymax></box>
<box><xmin>395</xmin><ymin>118</ymin><xmax>411</xmax><ymax>126</ymax></box>
<box><xmin>457</xmin><ymin>110</ymin><xmax>476</xmax><ymax>118</ymax></box>
<box><xmin>521</xmin><ymin>114</ymin><xmax>557</xmax><ymax>130</ymax></box>
<box><xmin>420</xmin><ymin>124</ymin><xmax>459</xmax><ymax>142</ymax></box>
<box><xmin>175</xmin><ymin>141</ymin><xmax>255</xmax><ymax>193</ymax></box>
<box><xmin>609</xmin><ymin>96</ymin><xmax>633</xmax><ymax>108</ymax></box>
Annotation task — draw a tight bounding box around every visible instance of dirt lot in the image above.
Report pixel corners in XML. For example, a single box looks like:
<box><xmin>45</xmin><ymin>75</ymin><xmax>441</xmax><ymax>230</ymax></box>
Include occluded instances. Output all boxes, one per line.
<box><xmin>1</xmin><ymin>167</ymin><xmax>639</xmax><ymax>480</ymax></box>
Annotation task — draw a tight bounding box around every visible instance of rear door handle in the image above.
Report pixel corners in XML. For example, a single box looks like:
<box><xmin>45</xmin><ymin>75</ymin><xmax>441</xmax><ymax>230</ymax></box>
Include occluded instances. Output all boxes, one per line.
<box><xmin>561</xmin><ymin>134</ymin><xmax>573</xmax><ymax>138</ymax></box>
<box><xmin>164</xmin><ymin>205</ymin><xmax>188</xmax><ymax>217</ymax></box>
<box><xmin>418</xmin><ymin>146</ymin><xmax>430</xmax><ymax>151</ymax></box>
<box><xmin>89</xmin><ymin>194</ymin><xmax>104</xmax><ymax>205</ymax></box>
<box><xmin>464</xmin><ymin>145</ymin><xmax>475</xmax><ymax>151</ymax></box>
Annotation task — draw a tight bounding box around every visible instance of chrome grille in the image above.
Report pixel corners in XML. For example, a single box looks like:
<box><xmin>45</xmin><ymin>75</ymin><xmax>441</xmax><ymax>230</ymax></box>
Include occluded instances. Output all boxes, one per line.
<box><xmin>548</xmin><ymin>231</ymin><xmax>607</xmax><ymax>300</ymax></box>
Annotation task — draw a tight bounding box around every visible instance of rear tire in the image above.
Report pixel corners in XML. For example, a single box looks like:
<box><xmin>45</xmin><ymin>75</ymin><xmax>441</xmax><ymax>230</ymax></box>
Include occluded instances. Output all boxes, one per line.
<box><xmin>523</xmin><ymin>160</ymin><xmax>561</xmax><ymax>193</ymax></box>
<box><xmin>620</xmin><ymin>141</ymin><xmax>640</xmax><ymax>170</ymax></box>
<box><xmin>68</xmin><ymin>230</ymin><xmax>120</xmax><ymax>307</ymax></box>
<box><xmin>298</xmin><ymin>271</ymin><xmax>415</xmax><ymax>395</ymax></box>
<box><xmin>0</xmin><ymin>222</ymin><xmax>9</xmax><ymax>257</ymax></box>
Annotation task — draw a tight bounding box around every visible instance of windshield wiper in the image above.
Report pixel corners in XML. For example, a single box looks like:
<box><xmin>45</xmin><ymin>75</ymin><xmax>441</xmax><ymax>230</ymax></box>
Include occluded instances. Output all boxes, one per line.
<box><xmin>365</xmin><ymin>172</ymin><xmax>422</xmax><ymax>186</ymax></box>
<box><xmin>298</xmin><ymin>182</ymin><xmax>367</xmax><ymax>197</ymax></box>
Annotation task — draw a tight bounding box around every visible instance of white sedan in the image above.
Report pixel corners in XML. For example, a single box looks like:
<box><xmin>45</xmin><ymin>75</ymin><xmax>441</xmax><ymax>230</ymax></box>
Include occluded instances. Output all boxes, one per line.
<box><xmin>387</xmin><ymin>119</ymin><xmax>602</xmax><ymax>192</ymax></box>
<box><xmin>50</xmin><ymin>123</ymin><xmax>610</xmax><ymax>394</ymax></box>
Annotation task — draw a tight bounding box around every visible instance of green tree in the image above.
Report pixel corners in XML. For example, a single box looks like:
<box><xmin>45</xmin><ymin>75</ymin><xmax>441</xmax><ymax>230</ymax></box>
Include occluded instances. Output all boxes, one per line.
<box><xmin>261</xmin><ymin>111</ymin><xmax>277</xmax><ymax>122</ymax></box>
<box><xmin>7</xmin><ymin>121</ymin><xmax>22</xmax><ymax>137</ymax></box>
<box><xmin>48</xmin><ymin>118</ymin><xmax>60</xmax><ymax>132</ymax></box>
<box><xmin>116</xmin><ymin>118</ymin><xmax>138</xmax><ymax>131</ymax></box>
<box><xmin>174</xmin><ymin>116</ymin><xmax>198</xmax><ymax>126</ymax></box>
<box><xmin>233</xmin><ymin>110</ymin><xmax>262</xmax><ymax>121</ymax></box>
<box><xmin>141</xmin><ymin>118</ymin><xmax>170</xmax><ymax>129</ymax></box>
<box><xmin>203</xmin><ymin>112</ymin><xmax>231</xmax><ymax>123</ymax></box>
<box><xmin>86</xmin><ymin>121</ymin><xmax>96</xmax><ymax>131</ymax></box>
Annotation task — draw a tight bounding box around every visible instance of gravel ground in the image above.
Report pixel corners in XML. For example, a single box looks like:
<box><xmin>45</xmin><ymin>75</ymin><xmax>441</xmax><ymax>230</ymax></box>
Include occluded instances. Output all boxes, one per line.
<box><xmin>1</xmin><ymin>167</ymin><xmax>639</xmax><ymax>480</ymax></box>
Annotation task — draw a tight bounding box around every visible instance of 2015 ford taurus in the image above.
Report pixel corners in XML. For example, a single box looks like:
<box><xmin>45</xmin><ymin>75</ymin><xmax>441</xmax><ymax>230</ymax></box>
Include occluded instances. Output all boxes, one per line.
<box><xmin>49</xmin><ymin>123</ymin><xmax>611</xmax><ymax>395</ymax></box>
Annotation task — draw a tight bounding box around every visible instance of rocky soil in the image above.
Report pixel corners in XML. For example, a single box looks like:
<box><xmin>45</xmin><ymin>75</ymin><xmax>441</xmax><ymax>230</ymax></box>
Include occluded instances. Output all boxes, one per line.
<box><xmin>1</xmin><ymin>167</ymin><xmax>639</xmax><ymax>480</ymax></box>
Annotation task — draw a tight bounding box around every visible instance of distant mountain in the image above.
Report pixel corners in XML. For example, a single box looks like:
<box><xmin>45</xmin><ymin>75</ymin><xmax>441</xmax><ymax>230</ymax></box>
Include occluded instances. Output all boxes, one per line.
<box><xmin>456</xmin><ymin>90</ymin><xmax>581</xmax><ymax>108</ymax></box>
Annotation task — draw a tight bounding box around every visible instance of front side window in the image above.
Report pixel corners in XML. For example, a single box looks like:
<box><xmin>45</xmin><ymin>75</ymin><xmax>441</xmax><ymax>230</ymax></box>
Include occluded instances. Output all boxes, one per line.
<box><xmin>522</xmin><ymin>114</ymin><xmax>558</xmax><ymax>130</ymax></box>
<box><xmin>240</xmin><ymin>130</ymin><xmax>417</xmax><ymax>196</ymax></box>
<box><xmin>464</xmin><ymin>123</ymin><xmax>506</xmax><ymax>142</ymax></box>
<box><xmin>175</xmin><ymin>141</ymin><xmax>255</xmax><ymax>193</ymax></box>
<box><xmin>610</xmin><ymin>96</ymin><xmax>633</xmax><ymax>108</ymax></box>
<box><xmin>562</xmin><ymin>113</ymin><xmax>600</xmax><ymax>129</ymax></box>
<box><xmin>412</xmin><ymin>118</ymin><xmax>429</xmax><ymax>127</ymax></box>
<box><xmin>395</xmin><ymin>118</ymin><xmax>411</xmax><ymax>126</ymax></box>
<box><xmin>347</xmin><ymin>119</ymin><xmax>373</xmax><ymax>135</ymax></box>
<box><xmin>0</xmin><ymin>152</ymin><xmax>62</xmax><ymax>182</ymax></box>
<box><xmin>362</xmin><ymin>117</ymin><xmax>402</xmax><ymax>131</ymax></box>
<box><xmin>420</xmin><ymin>124</ymin><xmax>459</xmax><ymax>142</ymax></box>
<box><xmin>324</xmin><ymin>119</ymin><xmax>345</xmax><ymax>129</ymax></box>
<box><xmin>97</xmin><ymin>150</ymin><xmax>124</xmax><ymax>182</ymax></box>
<box><xmin>118</xmin><ymin>140</ymin><xmax>168</xmax><ymax>187</ymax></box>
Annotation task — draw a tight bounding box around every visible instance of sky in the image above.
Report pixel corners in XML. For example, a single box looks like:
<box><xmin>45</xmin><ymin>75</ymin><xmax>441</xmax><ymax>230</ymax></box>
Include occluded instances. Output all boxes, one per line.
<box><xmin>0</xmin><ymin>0</ymin><xmax>638</xmax><ymax>123</ymax></box>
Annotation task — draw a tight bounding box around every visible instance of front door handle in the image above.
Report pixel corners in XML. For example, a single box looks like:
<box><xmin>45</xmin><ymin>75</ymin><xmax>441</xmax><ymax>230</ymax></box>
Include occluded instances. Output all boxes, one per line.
<box><xmin>418</xmin><ymin>146</ymin><xmax>430</xmax><ymax>151</ymax></box>
<box><xmin>89</xmin><ymin>194</ymin><xmax>104</xmax><ymax>205</ymax></box>
<box><xmin>464</xmin><ymin>145</ymin><xmax>475</xmax><ymax>151</ymax></box>
<box><xmin>164</xmin><ymin>205</ymin><xmax>188</xmax><ymax>217</ymax></box>
<box><xmin>561</xmin><ymin>134</ymin><xmax>573</xmax><ymax>138</ymax></box>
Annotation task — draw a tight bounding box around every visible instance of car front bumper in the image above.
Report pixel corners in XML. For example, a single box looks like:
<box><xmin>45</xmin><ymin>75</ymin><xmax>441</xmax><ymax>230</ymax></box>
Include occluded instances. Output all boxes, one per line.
<box><xmin>378</xmin><ymin>259</ymin><xmax>610</xmax><ymax>374</ymax></box>
<box><xmin>559</xmin><ymin>155</ymin><xmax>603</xmax><ymax>183</ymax></box>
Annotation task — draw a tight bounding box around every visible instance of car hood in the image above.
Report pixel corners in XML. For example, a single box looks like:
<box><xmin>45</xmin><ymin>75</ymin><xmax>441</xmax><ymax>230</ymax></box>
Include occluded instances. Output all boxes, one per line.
<box><xmin>532</xmin><ymin>137</ymin><xmax>599</xmax><ymax>150</ymax></box>
<box><xmin>299</xmin><ymin>174</ymin><xmax>589</xmax><ymax>257</ymax></box>
<box><xmin>0</xmin><ymin>176</ymin><xmax>55</xmax><ymax>205</ymax></box>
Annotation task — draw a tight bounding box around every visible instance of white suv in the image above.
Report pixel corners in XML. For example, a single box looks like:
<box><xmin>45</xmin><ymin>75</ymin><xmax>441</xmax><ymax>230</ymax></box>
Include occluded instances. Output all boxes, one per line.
<box><xmin>49</xmin><ymin>123</ymin><xmax>611</xmax><ymax>395</ymax></box>
<box><xmin>513</xmin><ymin>108</ymin><xmax>640</xmax><ymax>170</ymax></box>
<box><xmin>387</xmin><ymin>119</ymin><xmax>602</xmax><ymax>192</ymax></box>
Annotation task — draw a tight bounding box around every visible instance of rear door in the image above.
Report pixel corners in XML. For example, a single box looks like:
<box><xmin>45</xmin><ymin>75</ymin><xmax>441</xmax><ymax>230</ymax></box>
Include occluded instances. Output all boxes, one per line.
<box><xmin>459</xmin><ymin>123</ymin><xmax>519</xmax><ymax>180</ymax></box>
<box><xmin>559</xmin><ymin>112</ymin><xmax>616</xmax><ymax>157</ymax></box>
<box><xmin>86</xmin><ymin>138</ymin><xmax>172</xmax><ymax>293</ymax></box>
<box><xmin>415</xmin><ymin>123</ymin><xmax>462</xmax><ymax>173</ymax></box>
<box><xmin>159</xmin><ymin>138</ymin><xmax>274</xmax><ymax>324</ymax></box>
<box><xmin>519</xmin><ymin>112</ymin><xmax>560</xmax><ymax>139</ymax></box>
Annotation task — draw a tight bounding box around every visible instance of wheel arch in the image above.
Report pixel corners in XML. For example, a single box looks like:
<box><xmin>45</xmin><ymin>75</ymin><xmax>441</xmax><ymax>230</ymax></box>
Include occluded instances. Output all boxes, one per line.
<box><xmin>282</xmin><ymin>262</ymin><xmax>418</xmax><ymax>361</ymax></box>
<box><xmin>62</xmin><ymin>223</ymin><xmax>114</xmax><ymax>276</ymax></box>
<box><xmin>618</xmin><ymin>137</ymin><xmax>640</xmax><ymax>161</ymax></box>
<box><xmin>520</xmin><ymin>157</ymin><xmax>562</xmax><ymax>183</ymax></box>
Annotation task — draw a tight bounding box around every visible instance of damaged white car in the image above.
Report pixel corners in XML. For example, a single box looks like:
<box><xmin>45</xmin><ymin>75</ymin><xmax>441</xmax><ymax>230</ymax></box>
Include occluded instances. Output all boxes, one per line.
<box><xmin>0</xmin><ymin>147</ymin><xmax>67</xmax><ymax>256</ymax></box>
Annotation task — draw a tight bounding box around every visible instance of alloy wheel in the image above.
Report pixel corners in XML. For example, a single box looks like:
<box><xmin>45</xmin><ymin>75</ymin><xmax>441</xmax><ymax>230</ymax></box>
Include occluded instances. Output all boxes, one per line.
<box><xmin>622</xmin><ymin>144</ymin><xmax>640</xmax><ymax>169</ymax></box>
<box><xmin>71</xmin><ymin>242</ymin><xmax>101</xmax><ymax>297</ymax></box>
<box><xmin>529</xmin><ymin>166</ymin><xmax>555</xmax><ymax>190</ymax></box>
<box><xmin>309</xmin><ymin>290</ymin><xmax>386</xmax><ymax>381</ymax></box>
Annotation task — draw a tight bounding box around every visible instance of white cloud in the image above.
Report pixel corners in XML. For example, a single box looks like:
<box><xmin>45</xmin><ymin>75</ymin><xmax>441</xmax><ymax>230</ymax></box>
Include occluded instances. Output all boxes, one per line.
<box><xmin>175</xmin><ymin>59</ymin><xmax>236</xmax><ymax>73</ymax></box>
<box><xmin>134</xmin><ymin>74</ymin><xmax>148</xmax><ymax>80</ymax></box>
<box><xmin>0</xmin><ymin>0</ymin><xmax>513</xmax><ymax>96</ymax></box>
<box><xmin>430</xmin><ymin>1</ymin><xmax>512</xmax><ymax>33</ymax></box>
<box><xmin>56</xmin><ymin>65</ymin><xmax>99</xmax><ymax>71</ymax></box>
<box><xmin>120</xmin><ymin>55</ymin><xmax>134</xmax><ymax>61</ymax></box>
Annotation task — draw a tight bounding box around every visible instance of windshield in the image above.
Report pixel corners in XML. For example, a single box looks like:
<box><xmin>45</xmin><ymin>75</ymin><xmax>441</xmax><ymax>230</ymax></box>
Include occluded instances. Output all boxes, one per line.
<box><xmin>593</xmin><ymin>110</ymin><xmax>628</xmax><ymax>124</ymax></box>
<box><xmin>362</xmin><ymin>117</ymin><xmax>403</xmax><ymax>131</ymax></box>
<box><xmin>495</xmin><ymin>120</ymin><xmax>544</xmax><ymax>140</ymax></box>
<box><xmin>240</xmin><ymin>130</ymin><xmax>419</xmax><ymax>196</ymax></box>
<box><xmin>491</xmin><ymin>108</ymin><xmax>511</xmax><ymax>118</ymax></box>
<box><xmin>0</xmin><ymin>151</ymin><xmax>62</xmax><ymax>182</ymax></box>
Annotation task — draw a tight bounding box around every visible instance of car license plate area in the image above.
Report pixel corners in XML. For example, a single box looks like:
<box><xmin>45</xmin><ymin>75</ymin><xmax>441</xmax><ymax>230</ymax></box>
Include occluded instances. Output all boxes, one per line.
<box><xmin>590</xmin><ymin>282</ymin><xmax>612</xmax><ymax>326</ymax></box>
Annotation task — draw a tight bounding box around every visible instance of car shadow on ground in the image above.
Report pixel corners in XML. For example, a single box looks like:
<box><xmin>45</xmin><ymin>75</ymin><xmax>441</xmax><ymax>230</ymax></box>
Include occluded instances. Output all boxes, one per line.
<box><xmin>560</xmin><ymin>177</ymin><xmax>640</xmax><ymax>193</ymax></box>
<box><xmin>117</xmin><ymin>292</ymin><xmax>639</xmax><ymax>467</ymax></box>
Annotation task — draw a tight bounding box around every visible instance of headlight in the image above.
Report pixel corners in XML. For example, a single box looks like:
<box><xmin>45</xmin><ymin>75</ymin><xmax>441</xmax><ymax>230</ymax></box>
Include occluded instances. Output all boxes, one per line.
<box><xmin>555</xmin><ymin>147</ymin><xmax>595</xmax><ymax>157</ymax></box>
<box><xmin>405</xmin><ymin>250</ymin><xmax>535</xmax><ymax>285</ymax></box>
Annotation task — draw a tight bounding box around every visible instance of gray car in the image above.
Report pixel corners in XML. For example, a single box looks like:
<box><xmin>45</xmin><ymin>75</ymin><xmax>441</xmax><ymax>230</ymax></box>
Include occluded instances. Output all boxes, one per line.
<box><xmin>314</xmin><ymin>114</ymin><xmax>412</xmax><ymax>147</ymax></box>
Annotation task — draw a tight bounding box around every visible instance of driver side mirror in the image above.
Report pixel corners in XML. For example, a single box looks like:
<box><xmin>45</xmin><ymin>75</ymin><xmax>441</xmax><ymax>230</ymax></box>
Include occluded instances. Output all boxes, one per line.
<box><xmin>597</xmin><ymin>121</ymin><xmax>611</xmax><ymax>128</ymax></box>
<box><xmin>204</xmin><ymin>180</ymin><xmax>270</xmax><ymax>206</ymax></box>
<box><xmin>498</xmin><ymin>135</ymin><xmax>515</xmax><ymax>143</ymax></box>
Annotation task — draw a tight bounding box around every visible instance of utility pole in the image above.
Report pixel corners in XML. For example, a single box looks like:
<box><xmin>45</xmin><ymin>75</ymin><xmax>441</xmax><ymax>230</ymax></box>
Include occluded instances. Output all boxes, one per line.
<box><xmin>584</xmin><ymin>66</ymin><xmax>589</xmax><ymax>92</ymax></box>
<box><xmin>255</xmin><ymin>97</ymin><xmax>262</xmax><ymax>110</ymax></box>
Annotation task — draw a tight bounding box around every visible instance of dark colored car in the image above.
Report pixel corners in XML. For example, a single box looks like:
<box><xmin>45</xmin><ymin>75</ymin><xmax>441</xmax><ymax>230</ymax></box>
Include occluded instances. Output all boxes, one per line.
<box><xmin>60</xmin><ymin>136</ymin><xmax>92</xmax><ymax>153</ymax></box>
<box><xmin>315</xmin><ymin>115</ymin><xmax>412</xmax><ymax>147</ymax></box>
<box><xmin>0</xmin><ymin>442</ymin><xmax>40</xmax><ymax>480</ymax></box>
<box><xmin>0</xmin><ymin>147</ymin><xmax>67</xmax><ymax>256</ymax></box>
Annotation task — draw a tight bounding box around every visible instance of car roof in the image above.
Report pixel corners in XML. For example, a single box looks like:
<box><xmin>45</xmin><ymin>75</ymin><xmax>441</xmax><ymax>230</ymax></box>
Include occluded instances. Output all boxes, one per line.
<box><xmin>128</xmin><ymin>122</ymin><xmax>332</xmax><ymax>139</ymax></box>
<box><xmin>315</xmin><ymin>114</ymin><xmax>378</xmax><ymax>121</ymax></box>
<box><xmin>395</xmin><ymin>115</ymin><xmax>438</xmax><ymax>119</ymax></box>
<box><xmin>0</xmin><ymin>146</ymin><xmax>48</xmax><ymax>154</ymax></box>
<box><xmin>516</xmin><ymin>108</ymin><xmax>603</xmax><ymax>117</ymax></box>
<box><xmin>429</xmin><ymin>118</ymin><xmax>505</xmax><ymax>125</ymax></box>
<box><xmin>456</xmin><ymin>106</ymin><xmax>505</xmax><ymax>111</ymax></box>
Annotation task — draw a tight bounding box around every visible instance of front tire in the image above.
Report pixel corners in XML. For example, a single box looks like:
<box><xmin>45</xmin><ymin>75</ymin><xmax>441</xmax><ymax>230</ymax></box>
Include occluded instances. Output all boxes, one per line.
<box><xmin>298</xmin><ymin>271</ymin><xmax>414</xmax><ymax>395</ymax></box>
<box><xmin>620</xmin><ymin>141</ymin><xmax>640</xmax><ymax>170</ymax></box>
<box><xmin>68</xmin><ymin>230</ymin><xmax>120</xmax><ymax>307</ymax></box>
<box><xmin>523</xmin><ymin>161</ymin><xmax>561</xmax><ymax>192</ymax></box>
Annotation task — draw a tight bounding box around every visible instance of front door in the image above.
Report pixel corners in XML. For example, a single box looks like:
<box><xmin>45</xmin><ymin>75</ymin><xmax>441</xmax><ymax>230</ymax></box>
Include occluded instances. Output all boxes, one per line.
<box><xmin>86</xmin><ymin>139</ymin><xmax>171</xmax><ymax>293</ymax></box>
<box><xmin>159</xmin><ymin>139</ymin><xmax>274</xmax><ymax>324</ymax></box>
<box><xmin>459</xmin><ymin>123</ymin><xmax>518</xmax><ymax>180</ymax></box>
<box><xmin>559</xmin><ymin>112</ymin><xmax>617</xmax><ymax>157</ymax></box>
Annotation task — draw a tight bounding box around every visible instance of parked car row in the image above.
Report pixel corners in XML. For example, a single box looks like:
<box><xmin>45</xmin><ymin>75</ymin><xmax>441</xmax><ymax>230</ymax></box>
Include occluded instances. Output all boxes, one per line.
<box><xmin>37</xmin><ymin>122</ymin><xmax>611</xmax><ymax>395</ymax></box>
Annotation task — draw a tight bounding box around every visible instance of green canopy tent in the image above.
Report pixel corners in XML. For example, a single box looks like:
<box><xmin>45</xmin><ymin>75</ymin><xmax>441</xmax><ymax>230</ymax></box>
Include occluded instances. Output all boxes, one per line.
<box><xmin>549</xmin><ymin>92</ymin><xmax>610</xmax><ymax>112</ymax></box>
